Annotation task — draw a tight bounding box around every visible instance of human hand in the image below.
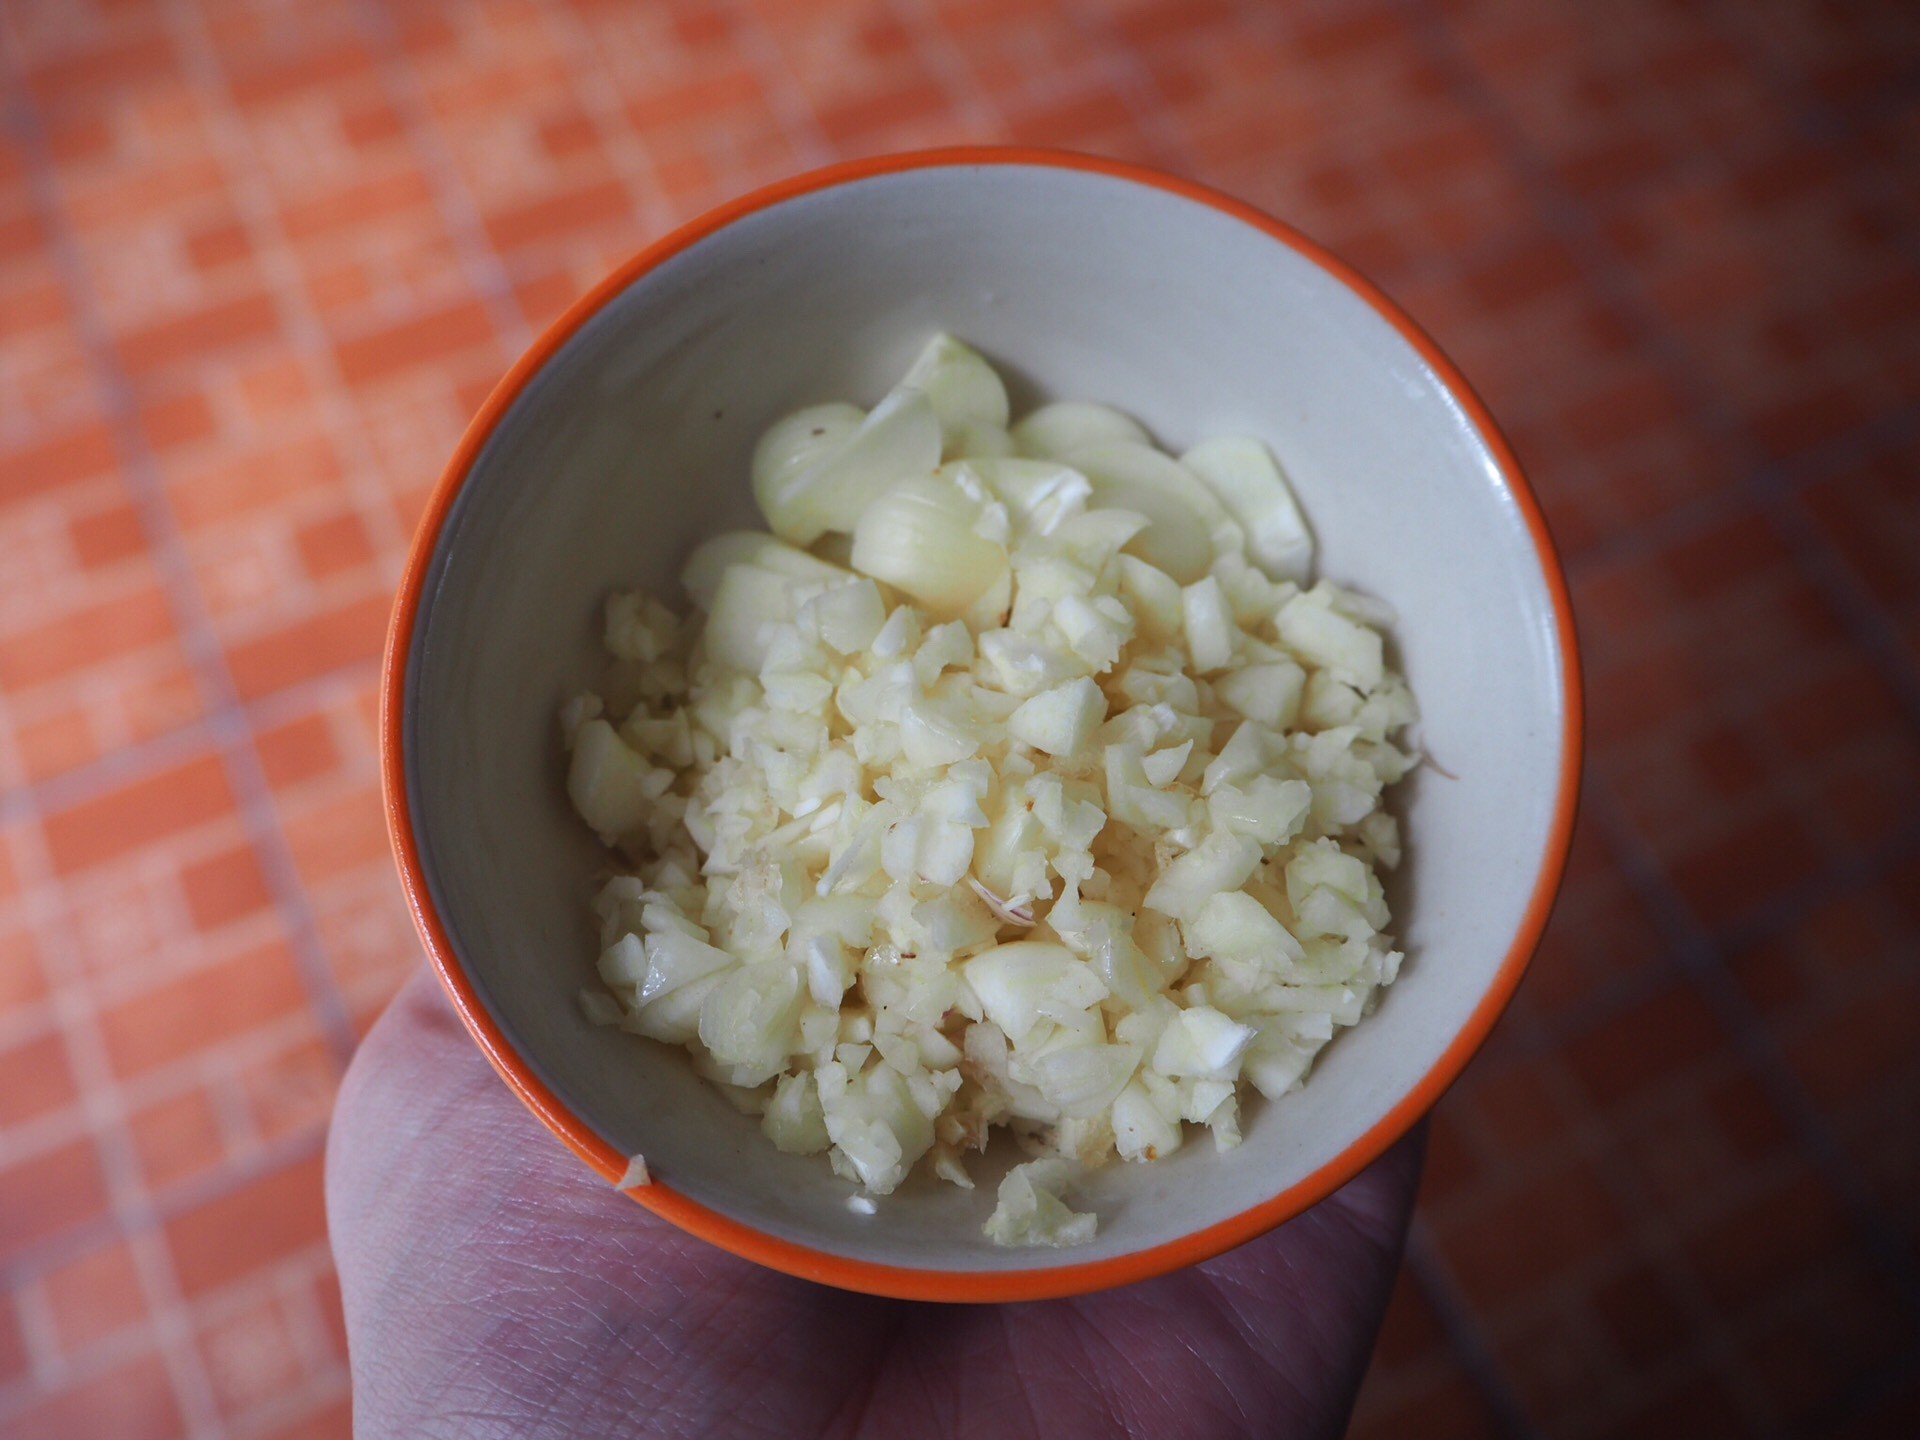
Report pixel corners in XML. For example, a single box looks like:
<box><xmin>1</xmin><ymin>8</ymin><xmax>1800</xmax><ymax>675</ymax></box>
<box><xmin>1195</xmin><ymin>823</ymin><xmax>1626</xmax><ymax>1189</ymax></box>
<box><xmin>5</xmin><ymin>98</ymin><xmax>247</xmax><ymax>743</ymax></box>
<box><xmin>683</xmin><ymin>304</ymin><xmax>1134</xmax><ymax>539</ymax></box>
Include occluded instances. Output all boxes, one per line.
<box><xmin>327</xmin><ymin>969</ymin><xmax>1423</xmax><ymax>1439</ymax></box>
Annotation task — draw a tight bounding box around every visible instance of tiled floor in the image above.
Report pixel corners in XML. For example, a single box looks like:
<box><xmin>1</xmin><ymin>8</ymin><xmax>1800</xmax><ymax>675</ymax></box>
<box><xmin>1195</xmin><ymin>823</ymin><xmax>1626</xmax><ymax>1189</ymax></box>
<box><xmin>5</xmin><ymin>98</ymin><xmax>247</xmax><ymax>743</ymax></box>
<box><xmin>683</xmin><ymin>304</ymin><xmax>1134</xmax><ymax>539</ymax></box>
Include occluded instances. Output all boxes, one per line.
<box><xmin>1</xmin><ymin>0</ymin><xmax>1916</xmax><ymax>1435</ymax></box>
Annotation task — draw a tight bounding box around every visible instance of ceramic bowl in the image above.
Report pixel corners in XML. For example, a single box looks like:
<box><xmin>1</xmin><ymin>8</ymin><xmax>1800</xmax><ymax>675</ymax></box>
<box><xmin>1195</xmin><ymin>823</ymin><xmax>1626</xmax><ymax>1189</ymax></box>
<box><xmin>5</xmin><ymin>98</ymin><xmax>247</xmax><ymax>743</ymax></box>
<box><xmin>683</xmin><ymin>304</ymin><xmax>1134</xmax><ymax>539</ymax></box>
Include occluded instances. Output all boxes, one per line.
<box><xmin>382</xmin><ymin>147</ymin><xmax>1581</xmax><ymax>1301</ymax></box>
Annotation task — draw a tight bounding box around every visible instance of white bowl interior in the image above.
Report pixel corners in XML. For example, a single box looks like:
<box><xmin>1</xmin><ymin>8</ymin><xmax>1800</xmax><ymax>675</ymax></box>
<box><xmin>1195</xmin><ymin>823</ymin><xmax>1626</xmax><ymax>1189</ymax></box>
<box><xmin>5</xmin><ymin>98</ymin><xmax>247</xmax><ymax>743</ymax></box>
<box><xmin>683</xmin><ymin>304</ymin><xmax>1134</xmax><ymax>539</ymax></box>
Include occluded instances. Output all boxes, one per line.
<box><xmin>405</xmin><ymin>162</ymin><xmax>1570</xmax><ymax>1276</ymax></box>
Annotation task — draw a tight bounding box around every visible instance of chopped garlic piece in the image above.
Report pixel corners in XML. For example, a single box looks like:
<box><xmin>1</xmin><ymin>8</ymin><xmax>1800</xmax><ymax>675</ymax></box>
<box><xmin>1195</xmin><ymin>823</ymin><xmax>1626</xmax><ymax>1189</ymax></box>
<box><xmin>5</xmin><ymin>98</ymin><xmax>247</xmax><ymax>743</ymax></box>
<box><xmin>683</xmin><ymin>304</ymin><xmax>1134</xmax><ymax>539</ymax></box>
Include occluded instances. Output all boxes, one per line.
<box><xmin>985</xmin><ymin>1159</ymin><xmax>1096</xmax><ymax>1248</ymax></box>
<box><xmin>561</xmin><ymin>333</ymin><xmax>1417</xmax><ymax>1248</ymax></box>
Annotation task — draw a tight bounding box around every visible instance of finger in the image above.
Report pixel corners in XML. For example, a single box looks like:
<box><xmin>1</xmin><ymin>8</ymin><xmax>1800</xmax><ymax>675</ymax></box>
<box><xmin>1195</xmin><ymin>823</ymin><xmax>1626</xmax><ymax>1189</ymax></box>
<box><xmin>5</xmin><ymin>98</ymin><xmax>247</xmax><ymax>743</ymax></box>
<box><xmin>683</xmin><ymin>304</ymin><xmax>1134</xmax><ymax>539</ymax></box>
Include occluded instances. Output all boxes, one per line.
<box><xmin>328</xmin><ymin>970</ymin><xmax>896</xmax><ymax>1440</ymax></box>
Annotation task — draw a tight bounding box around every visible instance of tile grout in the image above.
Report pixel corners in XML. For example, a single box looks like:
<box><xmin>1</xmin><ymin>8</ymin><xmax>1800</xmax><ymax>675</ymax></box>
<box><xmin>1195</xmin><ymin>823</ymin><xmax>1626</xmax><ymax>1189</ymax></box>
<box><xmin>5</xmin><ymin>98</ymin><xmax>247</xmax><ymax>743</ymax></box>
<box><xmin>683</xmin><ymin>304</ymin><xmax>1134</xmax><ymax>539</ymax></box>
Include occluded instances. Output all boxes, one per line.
<box><xmin>1696</xmin><ymin>0</ymin><xmax>1920</xmax><ymax>277</ymax></box>
<box><xmin>341</xmin><ymin>0</ymin><xmax>536</xmax><ymax>354</ymax></box>
<box><xmin>1400</xmin><ymin>0</ymin><xmax>1920</xmax><ymax>1326</ymax></box>
<box><xmin>0</xmin><ymin>1125</ymin><xmax>329</xmax><ymax>1296</ymax></box>
<box><xmin>723</xmin><ymin>0</ymin><xmax>838</xmax><ymax>167</ymax></box>
<box><xmin>2</xmin><ymin>25</ymin><xmax>270</xmax><ymax>1439</ymax></box>
<box><xmin>1584</xmin><ymin>790</ymin><xmax>1920</xmax><ymax>1317</ymax></box>
<box><xmin>0</xmin><ymin>657</ymin><xmax>381</xmax><ymax>832</ymax></box>
<box><xmin>1401</xmin><ymin>1220</ymin><xmax>1544</xmax><ymax>1439</ymax></box>
<box><xmin>1479</xmin><ymin>1006</ymin><xmax>1794</xmax><ymax>1438</ymax></box>
<box><xmin>1</xmin><ymin>61</ymin><xmax>362</xmax><ymax>1082</ymax></box>
<box><xmin>523</xmin><ymin>0</ymin><xmax>680</xmax><ymax>238</ymax></box>
<box><xmin>1092</xmin><ymin>13</ymin><xmax>1569</xmax><ymax>1425</ymax></box>
<box><xmin>3</xmin><ymin>1</ymin><xmax>1917</xmax><ymax>1431</ymax></box>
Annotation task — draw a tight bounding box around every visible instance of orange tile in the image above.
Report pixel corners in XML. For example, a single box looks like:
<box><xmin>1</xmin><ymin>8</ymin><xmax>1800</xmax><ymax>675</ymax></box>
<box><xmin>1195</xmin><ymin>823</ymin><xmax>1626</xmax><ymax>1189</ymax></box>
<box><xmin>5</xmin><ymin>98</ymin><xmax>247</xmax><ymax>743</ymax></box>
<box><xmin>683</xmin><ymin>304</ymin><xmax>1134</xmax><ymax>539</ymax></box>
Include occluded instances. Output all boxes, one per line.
<box><xmin>0</xmin><ymin>1029</ymin><xmax>78</xmax><ymax>1129</ymax></box>
<box><xmin>332</xmin><ymin>297</ymin><xmax>496</xmax><ymax>390</ymax></box>
<box><xmin>2</xmin><ymin>270</ymin><xmax>78</xmax><ymax>338</ymax></box>
<box><xmin>199</xmin><ymin>1293</ymin><xmax>304</xmax><ymax>1421</ymax></box>
<box><xmin>165</xmin><ymin>1151</ymin><xmax>326</xmax><ymax>1297</ymax></box>
<box><xmin>483</xmin><ymin>177</ymin><xmax>632</xmax><ymax>253</ymax></box>
<box><xmin>279</xmin><ymin>169</ymin><xmax>436</xmax><ymax>241</ymax></box>
<box><xmin>0</xmin><ymin>421</ymin><xmax>120</xmax><ymax>510</ymax></box>
<box><xmin>312</xmin><ymin>884</ymin><xmax>416</xmax><ymax>1010</ymax></box>
<box><xmin>1738</xmin><ymin>1263</ymin><xmax>1908</xmax><ymax>1433</ymax></box>
<box><xmin>63</xmin><ymin>156</ymin><xmax>231</xmax><ymax>233</ymax></box>
<box><xmin>811</xmin><ymin>79</ymin><xmax>950</xmax><ymax>149</ymax></box>
<box><xmin>1417</xmin><ymin>1105</ymin><xmax>1483</xmax><ymax>1209</ymax></box>
<box><xmin>183</xmin><ymin>217</ymin><xmax>252</xmax><ymax>275</ymax></box>
<box><xmin>42</xmin><ymin>1239</ymin><xmax>147</xmax><ymax>1355</ymax></box>
<box><xmin>234</xmin><ymin>355</ymin><xmax>318</xmax><ymax>423</ymax></box>
<box><xmin>1461</xmin><ymin>1052</ymin><xmax>1578</xmax><ymax>1154</ymax></box>
<box><xmin>1561</xmin><ymin>982</ymin><xmax>1724</xmax><ymax>1108</ymax></box>
<box><xmin>0</xmin><ymin>208</ymin><xmax>49</xmax><ymax>266</ymax></box>
<box><xmin>0</xmin><ymin>924</ymin><xmax>48</xmax><ymax>1010</ymax></box>
<box><xmin>115</xmin><ymin>290</ymin><xmax>283</xmax><ymax>379</ymax></box>
<box><xmin>136</xmin><ymin>391</ymin><xmax>218</xmax><ymax>454</ymax></box>
<box><xmin>1667</xmin><ymin>801</ymin><xmax>1821</xmax><ymax>931</ymax></box>
<box><xmin>23</xmin><ymin>25</ymin><xmax>175</xmax><ymax>98</ymax></box>
<box><xmin>0</xmin><ymin>1138</ymin><xmax>111</xmax><ymax>1263</ymax></box>
<box><xmin>179</xmin><ymin>843</ymin><xmax>274</xmax><ymax>932</ymax></box>
<box><xmin>117</xmin><ymin>658</ymin><xmax>204</xmax><ymax>747</ymax></box>
<box><xmin>1682</xmin><ymin>1165</ymin><xmax>1851</xmax><ymax>1312</ymax></box>
<box><xmin>1348</xmin><ymin>1357</ymin><xmax>1501</xmax><ymax>1440</ymax></box>
<box><xmin>1004</xmin><ymin>85</ymin><xmax>1143</xmax><ymax>149</ymax></box>
<box><xmin>255</xmin><ymin>712</ymin><xmax>341</xmax><ymax>791</ymax></box>
<box><xmin>293</xmin><ymin>509</ymin><xmax>375</xmax><ymax>582</ymax></box>
<box><xmin>624</xmin><ymin>67</ymin><xmax>763</xmax><ymax>135</ymax></box>
<box><xmin>512</xmin><ymin>266</ymin><xmax>583</xmax><ymax>330</ymax></box>
<box><xmin>0</xmin><ymin>821</ymin><xmax>18</xmax><ymax>899</ymax></box>
<box><xmin>127</xmin><ymin>1086</ymin><xmax>227</xmax><ymax>1191</ymax></box>
<box><xmin>311</xmin><ymin>1268</ymin><xmax>345</xmax><ymax>1361</ymax></box>
<box><xmin>1592</xmin><ymin>1373</ymin><xmax>1748</xmax><ymax>1440</ymax></box>
<box><xmin>41</xmin><ymin>753</ymin><xmax>236</xmax><ymax>875</ymax></box>
<box><xmin>1429</xmin><ymin>1155</ymin><xmax>1628</xmax><ymax>1309</ymax></box>
<box><xmin>1367</xmin><ymin>1265</ymin><xmax>1447</xmax><ymax>1373</ymax></box>
<box><xmin>96</xmin><ymin>940</ymin><xmax>307</xmax><ymax>1078</ymax></box>
<box><xmin>40</xmin><ymin>111</ymin><xmax>111</xmax><ymax>166</ymax></box>
<box><xmin>226</xmin><ymin>41</ymin><xmax>374</xmax><ymax>109</ymax></box>
<box><xmin>0</xmin><ymin>1285</ymin><xmax>26</xmax><ymax>1385</ymax></box>
<box><xmin>224</xmin><ymin>591</ymin><xmax>388</xmax><ymax>701</ymax></box>
<box><xmin>1784</xmin><ymin>975</ymin><xmax>1920</xmax><ymax>1112</ymax></box>
<box><xmin>0</xmin><ymin>580</ymin><xmax>177</xmax><ymax>691</ymax></box>
<box><xmin>538</xmin><ymin>111</ymin><xmax>602</xmax><ymax>162</ymax></box>
<box><xmin>1591</xmin><ymin>1260</ymin><xmax>1692</xmax><ymax>1368</ymax></box>
<box><xmin>13</xmin><ymin>704</ymin><xmax>106</xmax><ymax>784</ymax></box>
<box><xmin>2</xmin><ymin>1350</ymin><xmax>184</xmax><ymax>1440</ymax></box>
<box><xmin>341</xmin><ymin>97</ymin><xmax>404</xmax><ymax>151</ymax></box>
<box><xmin>67</xmin><ymin>498</ymin><xmax>148</xmax><ymax>569</ymax></box>
<box><xmin>166</xmin><ymin>431</ymin><xmax>344</xmax><ymax>531</ymax></box>
<box><xmin>240</xmin><ymin>1034</ymin><xmax>341</xmax><ymax>1143</ymax></box>
<box><xmin>278</xmin><ymin>784</ymin><xmax>389</xmax><ymax>889</ymax></box>
<box><xmin>259</xmin><ymin>1395</ymin><xmax>352</xmax><ymax>1440</ymax></box>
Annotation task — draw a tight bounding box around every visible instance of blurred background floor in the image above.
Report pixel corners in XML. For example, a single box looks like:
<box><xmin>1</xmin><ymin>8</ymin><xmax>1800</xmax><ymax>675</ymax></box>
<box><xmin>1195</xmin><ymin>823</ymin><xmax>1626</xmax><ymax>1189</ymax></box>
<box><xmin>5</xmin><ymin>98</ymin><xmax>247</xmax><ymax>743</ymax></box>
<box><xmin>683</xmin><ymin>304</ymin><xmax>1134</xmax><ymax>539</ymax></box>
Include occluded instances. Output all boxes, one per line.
<box><xmin>1</xmin><ymin>0</ymin><xmax>1917</xmax><ymax>1436</ymax></box>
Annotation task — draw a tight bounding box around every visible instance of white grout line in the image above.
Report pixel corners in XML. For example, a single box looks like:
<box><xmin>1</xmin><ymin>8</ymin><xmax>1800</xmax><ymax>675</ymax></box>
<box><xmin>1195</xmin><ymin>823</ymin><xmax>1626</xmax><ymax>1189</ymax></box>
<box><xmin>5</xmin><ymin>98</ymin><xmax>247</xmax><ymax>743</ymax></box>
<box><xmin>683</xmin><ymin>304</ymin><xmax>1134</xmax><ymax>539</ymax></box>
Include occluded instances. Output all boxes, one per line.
<box><xmin>205</xmin><ymin>1060</ymin><xmax>263</xmax><ymax>1160</ymax></box>
<box><xmin>1697</xmin><ymin>0</ymin><xmax>1920</xmax><ymax>277</ymax></box>
<box><xmin>1400</xmin><ymin>1221</ymin><xmax>1543</xmax><ymax>1439</ymax></box>
<box><xmin>1398</xmin><ymin>0</ymin><xmax>1920</xmax><ymax>1326</ymax></box>
<box><xmin>0</xmin><ymin>42</ymin><xmax>228</xmax><ymax>1440</ymax></box>
<box><xmin>1065</xmin><ymin>0</ymin><xmax>1198</xmax><ymax>168</ymax></box>
<box><xmin>11</xmin><ymin>1276</ymin><xmax>65</xmax><ymax>1390</ymax></box>
<box><xmin>0</xmin><ymin>1126</ymin><xmax>328</xmax><ymax>1287</ymax></box>
<box><xmin>888</xmin><ymin>0</ymin><xmax>1006</xmax><ymax>137</ymax></box>
<box><xmin>1442</xmin><ymin>1010</ymin><xmax>1802</xmax><ymax>1437</ymax></box>
<box><xmin>337</xmin><ymin>0</ymin><xmax>534</xmax><ymax>353</ymax></box>
<box><xmin>521</xmin><ymin>0</ymin><xmax>679</xmax><ymax>237</ymax></box>
<box><xmin>722</xmin><ymin>0</ymin><xmax>837</xmax><ymax>167</ymax></box>
<box><xmin>0</xmin><ymin>656</ymin><xmax>382</xmax><ymax>835</ymax></box>
<box><xmin>156</xmin><ymin>2</ymin><xmax>415</xmax><ymax>596</ymax></box>
<box><xmin>0</xmin><ymin>706</ymin><xmax>226</xmax><ymax>1440</ymax></box>
<box><xmin>0</xmin><ymin>79</ymin><xmax>361</xmax><ymax>1080</ymax></box>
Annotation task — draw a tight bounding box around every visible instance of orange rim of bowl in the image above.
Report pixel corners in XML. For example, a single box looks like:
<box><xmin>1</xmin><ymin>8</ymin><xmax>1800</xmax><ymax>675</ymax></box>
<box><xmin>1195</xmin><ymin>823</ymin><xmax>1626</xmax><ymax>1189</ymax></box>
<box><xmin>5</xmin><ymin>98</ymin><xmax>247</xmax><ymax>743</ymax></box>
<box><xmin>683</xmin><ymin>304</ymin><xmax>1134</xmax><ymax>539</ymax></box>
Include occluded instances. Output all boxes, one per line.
<box><xmin>381</xmin><ymin>145</ymin><xmax>1584</xmax><ymax>1303</ymax></box>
